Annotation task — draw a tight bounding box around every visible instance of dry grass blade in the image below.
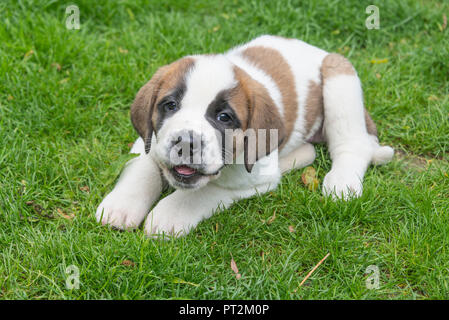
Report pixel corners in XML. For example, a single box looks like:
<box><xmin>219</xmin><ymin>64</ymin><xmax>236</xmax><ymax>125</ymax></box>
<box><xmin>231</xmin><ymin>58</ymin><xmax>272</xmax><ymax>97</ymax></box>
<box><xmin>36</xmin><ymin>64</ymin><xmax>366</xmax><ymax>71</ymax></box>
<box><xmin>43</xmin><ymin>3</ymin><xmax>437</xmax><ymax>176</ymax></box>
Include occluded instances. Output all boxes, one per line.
<box><xmin>266</xmin><ymin>210</ymin><xmax>276</xmax><ymax>225</ymax></box>
<box><xmin>230</xmin><ymin>253</ymin><xmax>242</xmax><ymax>279</ymax></box>
<box><xmin>121</xmin><ymin>259</ymin><xmax>135</xmax><ymax>267</ymax></box>
<box><xmin>56</xmin><ymin>208</ymin><xmax>75</xmax><ymax>220</ymax></box>
<box><xmin>80</xmin><ymin>185</ymin><xmax>90</xmax><ymax>192</ymax></box>
<box><xmin>51</xmin><ymin>62</ymin><xmax>62</xmax><ymax>71</ymax></box>
<box><xmin>294</xmin><ymin>253</ymin><xmax>330</xmax><ymax>292</ymax></box>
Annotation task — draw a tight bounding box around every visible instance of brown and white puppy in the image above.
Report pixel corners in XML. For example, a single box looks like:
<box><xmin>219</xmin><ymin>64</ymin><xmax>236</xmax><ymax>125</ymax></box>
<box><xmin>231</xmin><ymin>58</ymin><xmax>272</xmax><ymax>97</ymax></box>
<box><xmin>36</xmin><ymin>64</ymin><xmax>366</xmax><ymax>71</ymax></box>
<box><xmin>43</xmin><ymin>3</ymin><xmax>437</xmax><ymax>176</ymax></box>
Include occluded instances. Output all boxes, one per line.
<box><xmin>96</xmin><ymin>35</ymin><xmax>394</xmax><ymax>237</ymax></box>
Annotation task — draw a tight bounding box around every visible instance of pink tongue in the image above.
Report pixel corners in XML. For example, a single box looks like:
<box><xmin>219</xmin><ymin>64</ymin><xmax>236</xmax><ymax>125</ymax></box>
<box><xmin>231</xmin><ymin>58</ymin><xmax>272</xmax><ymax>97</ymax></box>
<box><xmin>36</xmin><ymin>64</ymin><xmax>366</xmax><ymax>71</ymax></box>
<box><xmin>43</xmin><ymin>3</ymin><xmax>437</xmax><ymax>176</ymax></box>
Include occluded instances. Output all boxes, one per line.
<box><xmin>174</xmin><ymin>166</ymin><xmax>196</xmax><ymax>175</ymax></box>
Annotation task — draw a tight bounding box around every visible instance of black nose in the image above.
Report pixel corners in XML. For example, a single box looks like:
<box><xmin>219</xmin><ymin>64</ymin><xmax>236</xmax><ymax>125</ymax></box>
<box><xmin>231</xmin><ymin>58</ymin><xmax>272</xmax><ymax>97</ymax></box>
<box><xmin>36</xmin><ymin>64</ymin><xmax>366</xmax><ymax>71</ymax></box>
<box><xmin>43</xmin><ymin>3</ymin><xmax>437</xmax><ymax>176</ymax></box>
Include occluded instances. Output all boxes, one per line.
<box><xmin>171</xmin><ymin>130</ymin><xmax>202</xmax><ymax>161</ymax></box>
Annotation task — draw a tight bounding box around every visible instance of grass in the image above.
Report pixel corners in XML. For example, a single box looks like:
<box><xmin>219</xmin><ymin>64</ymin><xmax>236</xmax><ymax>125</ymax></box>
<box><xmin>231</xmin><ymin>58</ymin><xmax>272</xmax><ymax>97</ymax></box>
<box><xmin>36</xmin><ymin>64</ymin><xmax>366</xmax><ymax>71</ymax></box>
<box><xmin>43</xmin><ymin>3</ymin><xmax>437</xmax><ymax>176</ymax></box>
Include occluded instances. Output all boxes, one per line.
<box><xmin>0</xmin><ymin>0</ymin><xmax>448</xmax><ymax>299</ymax></box>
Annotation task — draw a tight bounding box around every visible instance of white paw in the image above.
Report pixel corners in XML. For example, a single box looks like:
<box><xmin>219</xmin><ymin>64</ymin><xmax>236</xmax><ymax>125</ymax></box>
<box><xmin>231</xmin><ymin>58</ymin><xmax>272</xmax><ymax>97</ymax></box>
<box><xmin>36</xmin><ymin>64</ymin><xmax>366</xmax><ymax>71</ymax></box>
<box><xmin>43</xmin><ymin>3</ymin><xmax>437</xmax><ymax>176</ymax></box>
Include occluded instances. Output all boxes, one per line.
<box><xmin>96</xmin><ymin>191</ymin><xmax>151</xmax><ymax>230</ymax></box>
<box><xmin>322</xmin><ymin>169</ymin><xmax>363</xmax><ymax>200</ymax></box>
<box><xmin>143</xmin><ymin>197</ymin><xmax>200</xmax><ymax>238</ymax></box>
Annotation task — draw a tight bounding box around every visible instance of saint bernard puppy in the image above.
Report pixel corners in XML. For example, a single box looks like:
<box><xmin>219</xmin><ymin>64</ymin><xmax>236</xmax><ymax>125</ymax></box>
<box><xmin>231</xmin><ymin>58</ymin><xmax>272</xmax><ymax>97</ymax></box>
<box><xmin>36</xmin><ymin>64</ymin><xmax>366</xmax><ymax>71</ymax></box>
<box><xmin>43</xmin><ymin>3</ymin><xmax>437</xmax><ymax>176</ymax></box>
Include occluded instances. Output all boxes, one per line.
<box><xmin>96</xmin><ymin>35</ymin><xmax>394</xmax><ymax>237</ymax></box>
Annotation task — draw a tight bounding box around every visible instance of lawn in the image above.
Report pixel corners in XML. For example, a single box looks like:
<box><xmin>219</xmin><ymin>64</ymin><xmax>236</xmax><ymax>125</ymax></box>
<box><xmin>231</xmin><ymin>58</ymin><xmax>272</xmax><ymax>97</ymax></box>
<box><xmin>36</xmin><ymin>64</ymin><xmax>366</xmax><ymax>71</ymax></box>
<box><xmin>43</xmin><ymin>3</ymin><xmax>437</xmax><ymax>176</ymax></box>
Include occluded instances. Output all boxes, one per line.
<box><xmin>0</xmin><ymin>0</ymin><xmax>448</xmax><ymax>299</ymax></box>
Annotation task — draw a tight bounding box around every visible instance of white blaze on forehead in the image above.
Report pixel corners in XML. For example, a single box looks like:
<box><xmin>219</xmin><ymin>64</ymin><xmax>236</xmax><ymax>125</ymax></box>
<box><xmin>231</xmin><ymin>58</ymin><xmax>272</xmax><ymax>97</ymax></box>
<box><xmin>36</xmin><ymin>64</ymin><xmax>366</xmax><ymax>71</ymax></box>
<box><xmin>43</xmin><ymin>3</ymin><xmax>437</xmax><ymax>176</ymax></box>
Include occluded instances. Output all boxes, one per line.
<box><xmin>154</xmin><ymin>55</ymin><xmax>234</xmax><ymax>175</ymax></box>
<box><xmin>181</xmin><ymin>55</ymin><xmax>237</xmax><ymax>116</ymax></box>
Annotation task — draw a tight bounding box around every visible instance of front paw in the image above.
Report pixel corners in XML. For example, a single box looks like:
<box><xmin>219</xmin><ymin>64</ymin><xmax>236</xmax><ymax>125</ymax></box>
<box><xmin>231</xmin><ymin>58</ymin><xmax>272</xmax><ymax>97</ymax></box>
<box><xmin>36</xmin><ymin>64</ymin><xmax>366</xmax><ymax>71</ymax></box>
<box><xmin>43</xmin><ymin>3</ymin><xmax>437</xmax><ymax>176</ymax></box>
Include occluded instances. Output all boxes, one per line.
<box><xmin>322</xmin><ymin>169</ymin><xmax>363</xmax><ymax>200</ymax></box>
<box><xmin>96</xmin><ymin>191</ymin><xmax>150</xmax><ymax>230</ymax></box>
<box><xmin>143</xmin><ymin>198</ymin><xmax>199</xmax><ymax>238</ymax></box>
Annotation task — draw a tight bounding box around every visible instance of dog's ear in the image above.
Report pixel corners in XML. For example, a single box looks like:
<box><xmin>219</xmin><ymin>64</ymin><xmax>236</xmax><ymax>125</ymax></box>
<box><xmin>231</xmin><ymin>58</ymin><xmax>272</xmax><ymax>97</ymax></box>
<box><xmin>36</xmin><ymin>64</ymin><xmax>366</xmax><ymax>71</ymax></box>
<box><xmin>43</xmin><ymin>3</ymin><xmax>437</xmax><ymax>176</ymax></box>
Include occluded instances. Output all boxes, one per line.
<box><xmin>243</xmin><ymin>78</ymin><xmax>286</xmax><ymax>173</ymax></box>
<box><xmin>130</xmin><ymin>65</ymin><xmax>169</xmax><ymax>153</ymax></box>
<box><xmin>131</xmin><ymin>58</ymin><xmax>194</xmax><ymax>153</ymax></box>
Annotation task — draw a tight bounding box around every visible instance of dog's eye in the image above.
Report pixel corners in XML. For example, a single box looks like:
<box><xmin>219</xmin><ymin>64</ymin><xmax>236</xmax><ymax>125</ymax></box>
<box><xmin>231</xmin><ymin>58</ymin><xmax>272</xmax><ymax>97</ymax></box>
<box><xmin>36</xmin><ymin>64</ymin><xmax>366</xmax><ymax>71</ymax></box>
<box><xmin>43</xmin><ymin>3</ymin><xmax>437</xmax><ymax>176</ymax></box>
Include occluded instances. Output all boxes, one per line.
<box><xmin>164</xmin><ymin>101</ymin><xmax>178</xmax><ymax>112</ymax></box>
<box><xmin>217</xmin><ymin>112</ymin><xmax>232</xmax><ymax>123</ymax></box>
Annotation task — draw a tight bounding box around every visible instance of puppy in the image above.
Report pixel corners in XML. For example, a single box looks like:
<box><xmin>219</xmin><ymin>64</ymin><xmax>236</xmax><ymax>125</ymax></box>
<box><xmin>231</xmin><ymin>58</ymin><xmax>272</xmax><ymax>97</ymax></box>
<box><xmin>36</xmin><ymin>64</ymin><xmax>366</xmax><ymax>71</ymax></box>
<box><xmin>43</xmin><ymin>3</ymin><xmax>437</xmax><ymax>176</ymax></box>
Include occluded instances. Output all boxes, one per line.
<box><xmin>96</xmin><ymin>35</ymin><xmax>394</xmax><ymax>237</ymax></box>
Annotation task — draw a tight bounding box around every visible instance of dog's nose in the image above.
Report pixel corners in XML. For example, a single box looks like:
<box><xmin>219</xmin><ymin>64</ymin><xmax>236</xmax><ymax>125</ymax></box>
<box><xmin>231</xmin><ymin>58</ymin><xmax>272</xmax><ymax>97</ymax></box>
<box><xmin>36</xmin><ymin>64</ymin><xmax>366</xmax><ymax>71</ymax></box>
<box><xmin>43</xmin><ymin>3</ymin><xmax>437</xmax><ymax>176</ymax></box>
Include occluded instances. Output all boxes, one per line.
<box><xmin>170</xmin><ymin>130</ymin><xmax>203</xmax><ymax>162</ymax></box>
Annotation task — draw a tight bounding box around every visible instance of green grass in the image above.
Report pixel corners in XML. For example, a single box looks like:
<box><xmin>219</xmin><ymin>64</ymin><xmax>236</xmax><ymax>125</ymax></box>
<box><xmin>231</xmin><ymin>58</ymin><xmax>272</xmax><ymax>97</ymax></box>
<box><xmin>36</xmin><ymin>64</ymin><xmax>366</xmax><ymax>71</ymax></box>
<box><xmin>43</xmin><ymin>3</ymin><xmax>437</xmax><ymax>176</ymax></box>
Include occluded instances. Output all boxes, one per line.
<box><xmin>1</xmin><ymin>0</ymin><xmax>448</xmax><ymax>299</ymax></box>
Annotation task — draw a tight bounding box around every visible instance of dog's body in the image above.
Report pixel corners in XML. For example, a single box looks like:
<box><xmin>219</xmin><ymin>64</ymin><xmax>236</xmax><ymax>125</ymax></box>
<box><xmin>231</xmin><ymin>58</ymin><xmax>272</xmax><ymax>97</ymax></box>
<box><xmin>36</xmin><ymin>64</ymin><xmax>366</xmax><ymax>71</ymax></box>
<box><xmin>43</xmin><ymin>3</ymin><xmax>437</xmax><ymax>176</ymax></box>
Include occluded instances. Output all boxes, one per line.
<box><xmin>96</xmin><ymin>35</ymin><xmax>394</xmax><ymax>236</ymax></box>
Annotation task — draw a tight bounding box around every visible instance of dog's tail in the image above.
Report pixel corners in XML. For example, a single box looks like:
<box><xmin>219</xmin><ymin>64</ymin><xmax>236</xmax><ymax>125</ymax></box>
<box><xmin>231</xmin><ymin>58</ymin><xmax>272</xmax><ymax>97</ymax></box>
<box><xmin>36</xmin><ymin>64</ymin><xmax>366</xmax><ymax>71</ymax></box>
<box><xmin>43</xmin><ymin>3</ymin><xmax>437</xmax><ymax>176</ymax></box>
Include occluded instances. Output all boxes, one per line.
<box><xmin>369</xmin><ymin>135</ymin><xmax>394</xmax><ymax>165</ymax></box>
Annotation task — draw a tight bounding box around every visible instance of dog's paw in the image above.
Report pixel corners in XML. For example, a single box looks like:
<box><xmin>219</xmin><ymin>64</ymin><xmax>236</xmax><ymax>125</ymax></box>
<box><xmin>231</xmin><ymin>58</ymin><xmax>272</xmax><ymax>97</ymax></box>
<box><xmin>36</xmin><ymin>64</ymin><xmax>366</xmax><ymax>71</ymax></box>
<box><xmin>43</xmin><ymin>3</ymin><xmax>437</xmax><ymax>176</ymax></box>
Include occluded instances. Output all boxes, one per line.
<box><xmin>322</xmin><ymin>169</ymin><xmax>363</xmax><ymax>200</ymax></box>
<box><xmin>96</xmin><ymin>191</ymin><xmax>150</xmax><ymax>230</ymax></box>
<box><xmin>143</xmin><ymin>198</ymin><xmax>199</xmax><ymax>238</ymax></box>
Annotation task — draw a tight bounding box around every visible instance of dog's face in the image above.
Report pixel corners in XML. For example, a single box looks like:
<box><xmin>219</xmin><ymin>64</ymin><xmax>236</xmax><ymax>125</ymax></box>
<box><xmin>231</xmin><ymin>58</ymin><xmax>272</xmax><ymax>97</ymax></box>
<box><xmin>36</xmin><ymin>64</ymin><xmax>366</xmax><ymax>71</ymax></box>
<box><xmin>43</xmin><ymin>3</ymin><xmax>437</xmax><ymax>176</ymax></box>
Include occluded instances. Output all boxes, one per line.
<box><xmin>131</xmin><ymin>55</ymin><xmax>285</xmax><ymax>189</ymax></box>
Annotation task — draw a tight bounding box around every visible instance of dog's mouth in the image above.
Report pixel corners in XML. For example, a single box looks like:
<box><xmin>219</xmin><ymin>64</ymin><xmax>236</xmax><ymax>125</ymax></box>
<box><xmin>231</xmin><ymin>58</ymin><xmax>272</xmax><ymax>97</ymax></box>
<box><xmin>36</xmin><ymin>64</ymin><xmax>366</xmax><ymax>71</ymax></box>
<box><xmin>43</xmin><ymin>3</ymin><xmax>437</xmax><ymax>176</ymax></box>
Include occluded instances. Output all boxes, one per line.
<box><xmin>171</xmin><ymin>165</ymin><xmax>221</xmax><ymax>178</ymax></box>
<box><xmin>167</xmin><ymin>165</ymin><xmax>208</xmax><ymax>189</ymax></box>
<box><xmin>172</xmin><ymin>165</ymin><xmax>199</xmax><ymax>178</ymax></box>
<box><xmin>158</xmin><ymin>161</ymin><xmax>224</xmax><ymax>189</ymax></box>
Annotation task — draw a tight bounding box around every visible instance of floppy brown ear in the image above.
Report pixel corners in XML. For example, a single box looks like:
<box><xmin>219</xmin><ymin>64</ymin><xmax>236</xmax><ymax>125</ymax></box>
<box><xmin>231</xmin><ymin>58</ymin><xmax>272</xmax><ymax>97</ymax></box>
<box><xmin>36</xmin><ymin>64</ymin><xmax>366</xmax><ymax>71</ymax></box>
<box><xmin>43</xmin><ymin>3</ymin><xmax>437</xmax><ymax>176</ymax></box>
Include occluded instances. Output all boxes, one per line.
<box><xmin>244</xmin><ymin>85</ymin><xmax>286</xmax><ymax>173</ymax></box>
<box><xmin>130</xmin><ymin>66</ymin><xmax>169</xmax><ymax>153</ymax></box>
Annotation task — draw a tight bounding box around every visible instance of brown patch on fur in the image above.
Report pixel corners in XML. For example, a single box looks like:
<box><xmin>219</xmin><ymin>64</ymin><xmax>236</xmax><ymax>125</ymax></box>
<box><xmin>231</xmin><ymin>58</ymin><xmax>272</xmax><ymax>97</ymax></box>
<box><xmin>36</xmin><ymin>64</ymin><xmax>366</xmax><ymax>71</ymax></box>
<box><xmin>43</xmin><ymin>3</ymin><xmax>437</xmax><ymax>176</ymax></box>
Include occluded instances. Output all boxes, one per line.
<box><xmin>364</xmin><ymin>109</ymin><xmax>378</xmax><ymax>136</ymax></box>
<box><xmin>321</xmin><ymin>53</ymin><xmax>356</xmax><ymax>79</ymax></box>
<box><xmin>242</xmin><ymin>46</ymin><xmax>297</xmax><ymax>146</ymax></box>
<box><xmin>226</xmin><ymin>77</ymin><xmax>250</xmax><ymax>131</ymax></box>
<box><xmin>320</xmin><ymin>53</ymin><xmax>378</xmax><ymax>139</ymax></box>
<box><xmin>304</xmin><ymin>80</ymin><xmax>324</xmax><ymax>136</ymax></box>
<box><xmin>130</xmin><ymin>57</ymin><xmax>194</xmax><ymax>142</ymax></box>
<box><xmin>233</xmin><ymin>65</ymin><xmax>286</xmax><ymax>172</ymax></box>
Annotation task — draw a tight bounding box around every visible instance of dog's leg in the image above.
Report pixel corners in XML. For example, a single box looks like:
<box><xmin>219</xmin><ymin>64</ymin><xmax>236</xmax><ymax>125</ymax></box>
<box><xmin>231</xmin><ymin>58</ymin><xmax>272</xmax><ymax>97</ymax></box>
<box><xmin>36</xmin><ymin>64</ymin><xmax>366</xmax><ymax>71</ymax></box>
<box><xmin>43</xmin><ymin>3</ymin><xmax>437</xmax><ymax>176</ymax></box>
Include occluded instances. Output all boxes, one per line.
<box><xmin>320</xmin><ymin>54</ymin><xmax>394</xmax><ymax>199</ymax></box>
<box><xmin>279</xmin><ymin>143</ymin><xmax>316</xmax><ymax>174</ymax></box>
<box><xmin>144</xmin><ymin>179</ymin><xmax>276</xmax><ymax>238</ymax></box>
<box><xmin>96</xmin><ymin>137</ymin><xmax>163</xmax><ymax>229</ymax></box>
<box><xmin>144</xmin><ymin>183</ymin><xmax>236</xmax><ymax>237</ymax></box>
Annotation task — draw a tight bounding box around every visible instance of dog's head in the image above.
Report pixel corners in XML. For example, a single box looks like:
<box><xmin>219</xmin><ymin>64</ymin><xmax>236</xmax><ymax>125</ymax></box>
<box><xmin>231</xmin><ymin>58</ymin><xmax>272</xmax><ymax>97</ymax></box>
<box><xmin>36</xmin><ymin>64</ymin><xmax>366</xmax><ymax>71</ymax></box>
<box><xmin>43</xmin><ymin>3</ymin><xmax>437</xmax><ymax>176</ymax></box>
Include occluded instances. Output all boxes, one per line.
<box><xmin>131</xmin><ymin>55</ymin><xmax>285</xmax><ymax>189</ymax></box>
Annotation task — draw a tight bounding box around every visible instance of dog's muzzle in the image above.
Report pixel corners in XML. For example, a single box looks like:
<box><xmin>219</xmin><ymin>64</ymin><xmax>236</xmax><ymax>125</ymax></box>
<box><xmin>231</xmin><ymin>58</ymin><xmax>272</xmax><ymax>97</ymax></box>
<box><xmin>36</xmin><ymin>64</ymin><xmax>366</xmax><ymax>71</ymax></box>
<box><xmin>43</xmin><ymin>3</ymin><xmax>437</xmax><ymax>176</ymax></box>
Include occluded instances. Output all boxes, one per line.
<box><xmin>158</xmin><ymin>129</ymin><xmax>222</xmax><ymax>188</ymax></box>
